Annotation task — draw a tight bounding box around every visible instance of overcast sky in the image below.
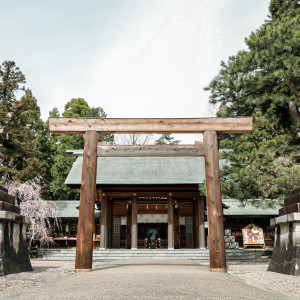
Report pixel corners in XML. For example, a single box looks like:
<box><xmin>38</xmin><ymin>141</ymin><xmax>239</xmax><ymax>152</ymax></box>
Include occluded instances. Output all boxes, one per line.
<box><xmin>1</xmin><ymin>0</ymin><xmax>269</xmax><ymax>143</ymax></box>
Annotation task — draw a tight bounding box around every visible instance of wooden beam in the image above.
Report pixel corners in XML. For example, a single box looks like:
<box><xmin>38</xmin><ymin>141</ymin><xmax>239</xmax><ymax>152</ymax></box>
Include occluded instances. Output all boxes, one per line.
<box><xmin>204</xmin><ymin>130</ymin><xmax>227</xmax><ymax>272</ymax></box>
<box><xmin>98</xmin><ymin>191</ymin><xmax>199</xmax><ymax>198</ymax></box>
<box><xmin>68</xmin><ymin>144</ymin><xmax>204</xmax><ymax>157</ymax></box>
<box><xmin>75</xmin><ymin>130</ymin><xmax>98</xmax><ymax>272</ymax></box>
<box><xmin>98</xmin><ymin>144</ymin><xmax>204</xmax><ymax>157</ymax></box>
<box><xmin>97</xmin><ymin>184</ymin><xmax>199</xmax><ymax>192</ymax></box>
<box><xmin>49</xmin><ymin>117</ymin><xmax>252</xmax><ymax>134</ymax></box>
<box><xmin>70</xmin><ymin>184</ymin><xmax>199</xmax><ymax>192</ymax></box>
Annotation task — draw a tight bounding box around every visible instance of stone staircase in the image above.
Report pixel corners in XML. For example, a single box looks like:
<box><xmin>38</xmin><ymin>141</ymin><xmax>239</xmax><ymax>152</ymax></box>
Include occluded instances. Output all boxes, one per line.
<box><xmin>37</xmin><ymin>248</ymin><xmax>257</xmax><ymax>261</ymax></box>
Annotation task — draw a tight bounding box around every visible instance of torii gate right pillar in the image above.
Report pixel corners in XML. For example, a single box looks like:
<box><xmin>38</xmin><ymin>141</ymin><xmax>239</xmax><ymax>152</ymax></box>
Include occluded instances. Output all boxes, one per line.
<box><xmin>204</xmin><ymin>130</ymin><xmax>226</xmax><ymax>272</ymax></box>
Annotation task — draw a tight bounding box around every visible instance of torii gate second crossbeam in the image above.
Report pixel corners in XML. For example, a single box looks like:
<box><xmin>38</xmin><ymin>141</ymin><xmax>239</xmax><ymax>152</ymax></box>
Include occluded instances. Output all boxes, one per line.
<box><xmin>49</xmin><ymin>117</ymin><xmax>252</xmax><ymax>273</ymax></box>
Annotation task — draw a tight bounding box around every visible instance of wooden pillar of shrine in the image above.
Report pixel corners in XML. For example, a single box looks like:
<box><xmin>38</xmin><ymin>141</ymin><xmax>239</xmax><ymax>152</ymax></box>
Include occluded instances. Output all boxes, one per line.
<box><xmin>106</xmin><ymin>198</ymin><xmax>112</xmax><ymax>248</ymax></box>
<box><xmin>100</xmin><ymin>196</ymin><xmax>107</xmax><ymax>249</ymax></box>
<box><xmin>131</xmin><ymin>194</ymin><xmax>138</xmax><ymax>249</ymax></box>
<box><xmin>194</xmin><ymin>196</ymin><xmax>200</xmax><ymax>248</ymax></box>
<box><xmin>75</xmin><ymin>130</ymin><xmax>98</xmax><ymax>272</ymax></box>
<box><xmin>199</xmin><ymin>194</ymin><xmax>206</xmax><ymax>248</ymax></box>
<box><xmin>203</xmin><ymin>130</ymin><xmax>226</xmax><ymax>272</ymax></box>
<box><xmin>168</xmin><ymin>193</ymin><xmax>174</xmax><ymax>249</ymax></box>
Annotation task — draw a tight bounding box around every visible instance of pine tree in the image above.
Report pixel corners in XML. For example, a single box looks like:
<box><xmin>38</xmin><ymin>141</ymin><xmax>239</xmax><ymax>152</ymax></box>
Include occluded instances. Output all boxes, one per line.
<box><xmin>3</xmin><ymin>89</ymin><xmax>51</xmax><ymax>182</ymax></box>
<box><xmin>205</xmin><ymin>7</ymin><xmax>300</xmax><ymax>126</ymax></box>
<box><xmin>0</xmin><ymin>61</ymin><xmax>51</xmax><ymax>184</ymax></box>
<box><xmin>0</xmin><ymin>61</ymin><xmax>25</xmax><ymax>127</ymax></box>
<box><xmin>205</xmin><ymin>3</ymin><xmax>300</xmax><ymax>204</ymax></box>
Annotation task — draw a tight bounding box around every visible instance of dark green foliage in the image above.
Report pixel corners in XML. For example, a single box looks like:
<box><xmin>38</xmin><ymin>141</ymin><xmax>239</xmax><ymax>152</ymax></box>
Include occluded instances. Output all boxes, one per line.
<box><xmin>269</xmin><ymin>0</ymin><xmax>300</xmax><ymax>18</ymax></box>
<box><xmin>220</xmin><ymin>110</ymin><xmax>299</xmax><ymax>203</ymax></box>
<box><xmin>205</xmin><ymin>5</ymin><xmax>300</xmax><ymax>204</ymax></box>
<box><xmin>0</xmin><ymin>61</ymin><xmax>51</xmax><ymax>184</ymax></box>
<box><xmin>205</xmin><ymin>8</ymin><xmax>300</xmax><ymax>125</ymax></box>
<box><xmin>0</xmin><ymin>61</ymin><xmax>25</xmax><ymax>127</ymax></box>
<box><xmin>3</xmin><ymin>89</ymin><xmax>51</xmax><ymax>182</ymax></box>
<box><xmin>49</xmin><ymin>98</ymin><xmax>113</xmax><ymax>200</ymax></box>
<box><xmin>154</xmin><ymin>133</ymin><xmax>181</xmax><ymax>145</ymax></box>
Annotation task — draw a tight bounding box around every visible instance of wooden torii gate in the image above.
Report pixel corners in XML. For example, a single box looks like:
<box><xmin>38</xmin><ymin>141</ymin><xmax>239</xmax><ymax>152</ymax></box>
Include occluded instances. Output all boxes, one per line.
<box><xmin>49</xmin><ymin>117</ymin><xmax>252</xmax><ymax>272</ymax></box>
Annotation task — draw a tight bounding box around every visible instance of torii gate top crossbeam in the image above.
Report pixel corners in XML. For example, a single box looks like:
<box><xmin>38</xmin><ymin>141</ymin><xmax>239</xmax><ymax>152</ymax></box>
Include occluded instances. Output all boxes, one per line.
<box><xmin>49</xmin><ymin>117</ymin><xmax>252</xmax><ymax>134</ymax></box>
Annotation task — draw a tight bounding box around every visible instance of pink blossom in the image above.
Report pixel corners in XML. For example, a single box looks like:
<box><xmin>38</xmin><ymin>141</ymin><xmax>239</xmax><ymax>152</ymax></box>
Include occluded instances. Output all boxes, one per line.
<box><xmin>5</xmin><ymin>178</ymin><xmax>59</xmax><ymax>246</ymax></box>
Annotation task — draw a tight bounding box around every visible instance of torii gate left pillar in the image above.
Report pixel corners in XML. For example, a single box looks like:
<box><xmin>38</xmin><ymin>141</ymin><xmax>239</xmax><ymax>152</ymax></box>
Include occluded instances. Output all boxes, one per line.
<box><xmin>75</xmin><ymin>130</ymin><xmax>98</xmax><ymax>272</ymax></box>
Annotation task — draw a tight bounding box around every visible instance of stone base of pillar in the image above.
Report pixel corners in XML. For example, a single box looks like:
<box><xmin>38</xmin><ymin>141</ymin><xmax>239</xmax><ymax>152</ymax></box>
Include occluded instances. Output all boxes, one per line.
<box><xmin>75</xmin><ymin>269</ymin><xmax>92</xmax><ymax>272</ymax></box>
<box><xmin>168</xmin><ymin>225</ymin><xmax>174</xmax><ymax>249</ymax></box>
<box><xmin>268</xmin><ymin>212</ymin><xmax>300</xmax><ymax>276</ymax></box>
<box><xmin>100</xmin><ymin>225</ymin><xmax>106</xmax><ymax>249</ymax></box>
<box><xmin>210</xmin><ymin>267</ymin><xmax>227</xmax><ymax>273</ymax></box>
<box><xmin>131</xmin><ymin>224</ymin><xmax>137</xmax><ymax>249</ymax></box>
<box><xmin>0</xmin><ymin>187</ymin><xmax>32</xmax><ymax>276</ymax></box>
<box><xmin>268</xmin><ymin>186</ymin><xmax>300</xmax><ymax>276</ymax></box>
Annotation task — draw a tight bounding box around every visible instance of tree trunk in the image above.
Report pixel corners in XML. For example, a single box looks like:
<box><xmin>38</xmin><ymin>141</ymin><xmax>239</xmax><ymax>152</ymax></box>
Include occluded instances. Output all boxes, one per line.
<box><xmin>288</xmin><ymin>83</ymin><xmax>299</xmax><ymax>124</ymax></box>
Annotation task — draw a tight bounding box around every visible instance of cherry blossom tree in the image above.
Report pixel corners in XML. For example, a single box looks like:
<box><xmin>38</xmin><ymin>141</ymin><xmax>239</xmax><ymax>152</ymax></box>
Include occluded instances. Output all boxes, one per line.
<box><xmin>5</xmin><ymin>178</ymin><xmax>59</xmax><ymax>246</ymax></box>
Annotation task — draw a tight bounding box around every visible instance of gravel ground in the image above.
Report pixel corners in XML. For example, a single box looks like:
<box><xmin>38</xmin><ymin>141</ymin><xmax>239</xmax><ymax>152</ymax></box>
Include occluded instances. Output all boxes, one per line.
<box><xmin>227</xmin><ymin>262</ymin><xmax>300</xmax><ymax>300</ymax></box>
<box><xmin>0</xmin><ymin>260</ymin><xmax>75</xmax><ymax>298</ymax></box>
<box><xmin>0</xmin><ymin>259</ymin><xmax>299</xmax><ymax>299</ymax></box>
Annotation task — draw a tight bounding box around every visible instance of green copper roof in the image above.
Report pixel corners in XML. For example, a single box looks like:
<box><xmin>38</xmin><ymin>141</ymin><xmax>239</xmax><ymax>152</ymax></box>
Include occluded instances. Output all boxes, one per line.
<box><xmin>222</xmin><ymin>199</ymin><xmax>280</xmax><ymax>216</ymax></box>
<box><xmin>52</xmin><ymin>200</ymin><xmax>100</xmax><ymax>218</ymax></box>
<box><xmin>52</xmin><ymin>200</ymin><xmax>79</xmax><ymax>218</ymax></box>
<box><xmin>65</xmin><ymin>156</ymin><xmax>211</xmax><ymax>185</ymax></box>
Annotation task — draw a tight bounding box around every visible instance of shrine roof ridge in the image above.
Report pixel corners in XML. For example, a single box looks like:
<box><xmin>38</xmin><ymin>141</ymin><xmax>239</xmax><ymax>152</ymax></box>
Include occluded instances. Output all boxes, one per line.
<box><xmin>65</xmin><ymin>156</ymin><xmax>230</xmax><ymax>185</ymax></box>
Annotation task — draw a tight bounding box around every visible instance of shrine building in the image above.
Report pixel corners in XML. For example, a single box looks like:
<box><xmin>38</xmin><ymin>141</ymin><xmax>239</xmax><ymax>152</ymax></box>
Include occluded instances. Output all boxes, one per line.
<box><xmin>60</xmin><ymin>151</ymin><xmax>280</xmax><ymax>250</ymax></box>
<box><xmin>64</xmin><ymin>153</ymin><xmax>213</xmax><ymax>249</ymax></box>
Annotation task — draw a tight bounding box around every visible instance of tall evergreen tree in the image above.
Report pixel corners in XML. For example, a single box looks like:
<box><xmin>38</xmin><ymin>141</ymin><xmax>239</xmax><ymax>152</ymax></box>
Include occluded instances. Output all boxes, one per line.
<box><xmin>0</xmin><ymin>61</ymin><xmax>51</xmax><ymax>184</ymax></box>
<box><xmin>205</xmin><ymin>7</ymin><xmax>300</xmax><ymax>126</ymax></box>
<box><xmin>0</xmin><ymin>61</ymin><xmax>25</xmax><ymax>127</ymax></box>
<box><xmin>205</xmin><ymin>3</ymin><xmax>300</xmax><ymax>204</ymax></box>
<box><xmin>3</xmin><ymin>89</ymin><xmax>51</xmax><ymax>182</ymax></box>
<box><xmin>49</xmin><ymin>98</ymin><xmax>113</xmax><ymax>200</ymax></box>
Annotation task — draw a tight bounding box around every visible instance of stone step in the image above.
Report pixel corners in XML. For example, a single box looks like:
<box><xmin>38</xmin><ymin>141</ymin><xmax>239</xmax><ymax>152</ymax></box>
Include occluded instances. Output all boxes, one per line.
<box><xmin>37</xmin><ymin>248</ymin><xmax>256</xmax><ymax>260</ymax></box>
<box><xmin>0</xmin><ymin>190</ymin><xmax>16</xmax><ymax>205</ymax></box>
<box><xmin>39</xmin><ymin>249</ymin><xmax>209</xmax><ymax>253</ymax></box>
<box><xmin>279</xmin><ymin>203</ymin><xmax>300</xmax><ymax>216</ymax></box>
<box><xmin>39</xmin><ymin>256</ymin><xmax>255</xmax><ymax>260</ymax></box>
<box><xmin>290</xmin><ymin>186</ymin><xmax>300</xmax><ymax>196</ymax></box>
<box><xmin>284</xmin><ymin>192</ymin><xmax>300</xmax><ymax>207</ymax></box>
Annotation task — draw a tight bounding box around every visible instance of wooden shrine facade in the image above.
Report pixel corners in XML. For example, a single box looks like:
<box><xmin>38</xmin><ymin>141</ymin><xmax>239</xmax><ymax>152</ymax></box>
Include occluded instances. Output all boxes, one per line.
<box><xmin>49</xmin><ymin>117</ymin><xmax>252</xmax><ymax>273</ymax></box>
<box><xmin>95</xmin><ymin>185</ymin><xmax>205</xmax><ymax>250</ymax></box>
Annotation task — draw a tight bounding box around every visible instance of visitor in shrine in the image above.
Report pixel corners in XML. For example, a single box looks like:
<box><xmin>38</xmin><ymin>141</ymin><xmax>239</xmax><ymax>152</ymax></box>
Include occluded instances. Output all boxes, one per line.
<box><xmin>148</xmin><ymin>228</ymin><xmax>159</xmax><ymax>249</ymax></box>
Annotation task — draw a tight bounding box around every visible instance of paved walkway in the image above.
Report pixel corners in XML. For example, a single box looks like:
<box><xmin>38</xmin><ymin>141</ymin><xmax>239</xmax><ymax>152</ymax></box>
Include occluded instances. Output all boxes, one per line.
<box><xmin>4</xmin><ymin>260</ymin><xmax>288</xmax><ymax>299</ymax></box>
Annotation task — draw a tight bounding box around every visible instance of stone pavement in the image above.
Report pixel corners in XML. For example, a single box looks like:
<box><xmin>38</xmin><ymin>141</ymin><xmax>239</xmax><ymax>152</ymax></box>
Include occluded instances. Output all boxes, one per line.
<box><xmin>3</xmin><ymin>260</ymin><xmax>290</xmax><ymax>300</ymax></box>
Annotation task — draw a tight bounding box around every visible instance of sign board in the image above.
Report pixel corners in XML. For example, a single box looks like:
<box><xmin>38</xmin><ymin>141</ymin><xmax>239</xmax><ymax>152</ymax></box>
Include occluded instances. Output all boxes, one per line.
<box><xmin>242</xmin><ymin>224</ymin><xmax>265</xmax><ymax>248</ymax></box>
